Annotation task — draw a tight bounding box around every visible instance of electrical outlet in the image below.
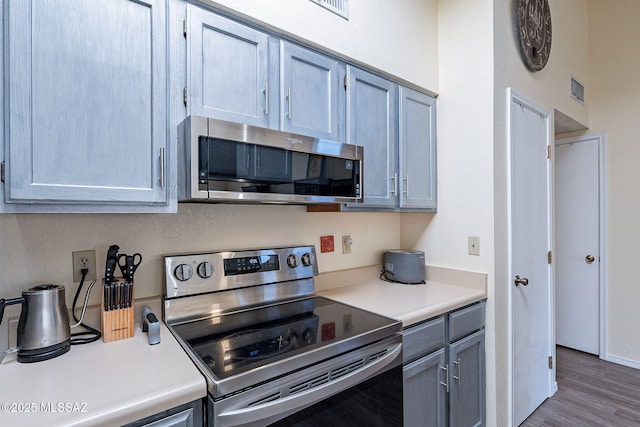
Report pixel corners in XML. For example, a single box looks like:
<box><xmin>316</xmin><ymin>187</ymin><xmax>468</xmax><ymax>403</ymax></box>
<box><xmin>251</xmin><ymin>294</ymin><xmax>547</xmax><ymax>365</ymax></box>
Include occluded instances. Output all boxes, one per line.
<box><xmin>72</xmin><ymin>250</ymin><xmax>97</xmax><ymax>282</ymax></box>
<box><xmin>468</xmin><ymin>236</ymin><xmax>480</xmax><ymax>256</ymax></box>
<box><xmin>342</xmin><ymin>235</ymin><xmax>352</xmax><ymax>254</ymax></box>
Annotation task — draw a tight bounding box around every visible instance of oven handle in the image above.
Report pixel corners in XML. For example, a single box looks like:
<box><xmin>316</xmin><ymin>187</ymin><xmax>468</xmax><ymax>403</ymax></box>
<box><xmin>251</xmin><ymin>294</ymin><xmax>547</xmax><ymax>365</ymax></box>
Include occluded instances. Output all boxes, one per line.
<box><xmin>216</xmin><ymin>342</ymin><xmax>402</xmax><ymax>427</ymax></box>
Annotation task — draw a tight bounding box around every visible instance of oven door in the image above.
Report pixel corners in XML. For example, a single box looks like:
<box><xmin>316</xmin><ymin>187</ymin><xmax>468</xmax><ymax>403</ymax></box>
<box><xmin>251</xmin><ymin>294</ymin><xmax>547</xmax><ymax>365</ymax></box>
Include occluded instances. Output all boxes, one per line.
<box><xmin>209</xmin><ymin>335</ymin><xmax>402</xmax><ymax>427</ymax></box>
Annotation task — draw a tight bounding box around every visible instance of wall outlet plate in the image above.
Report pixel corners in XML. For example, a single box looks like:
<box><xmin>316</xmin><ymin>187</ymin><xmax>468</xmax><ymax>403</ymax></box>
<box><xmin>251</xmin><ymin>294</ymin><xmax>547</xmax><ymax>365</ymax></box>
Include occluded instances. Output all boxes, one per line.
<box><xmin>342</xmin><ymin>235</ymin><xmax>352</xmax><ymax>254</ymax></box>
<box><xmin>72</xmin><ymin>250</ymin><xmax>97</xmax><ymax>282</ymax></box>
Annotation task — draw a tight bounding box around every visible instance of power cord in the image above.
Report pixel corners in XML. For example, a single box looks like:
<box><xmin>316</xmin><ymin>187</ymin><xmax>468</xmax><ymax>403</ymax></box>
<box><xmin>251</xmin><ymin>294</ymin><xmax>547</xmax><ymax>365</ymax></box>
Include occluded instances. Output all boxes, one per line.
<box><xmin>70</xmin><ymin>268</ymin><xmax>102</xmax><ymax>345</ymax></box>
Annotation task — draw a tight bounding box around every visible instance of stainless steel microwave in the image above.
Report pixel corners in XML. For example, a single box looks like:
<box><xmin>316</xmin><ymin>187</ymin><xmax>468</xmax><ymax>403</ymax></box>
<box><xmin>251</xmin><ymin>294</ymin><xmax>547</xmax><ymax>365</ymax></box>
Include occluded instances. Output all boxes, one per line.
<box><xmin>178</xmin><ymin>116</ymin><xmax>363</xmax><ymax>204</ymax></box>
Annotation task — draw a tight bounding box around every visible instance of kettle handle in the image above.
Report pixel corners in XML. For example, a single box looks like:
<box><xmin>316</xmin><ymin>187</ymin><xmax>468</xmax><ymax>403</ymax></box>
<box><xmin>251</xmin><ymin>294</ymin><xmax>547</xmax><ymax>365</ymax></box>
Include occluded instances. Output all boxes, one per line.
<box><xmin>0</xmin><ymin>297</ymin><xmax>25</xmax><ymax>324</ymax></box>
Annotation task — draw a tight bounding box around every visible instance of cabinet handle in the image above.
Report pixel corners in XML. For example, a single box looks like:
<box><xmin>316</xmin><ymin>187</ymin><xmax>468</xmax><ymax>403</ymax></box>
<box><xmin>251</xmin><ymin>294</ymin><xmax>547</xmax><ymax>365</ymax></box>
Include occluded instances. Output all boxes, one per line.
<box><xmin>263</xmin><ymin>81</ymin><xmax>269</xmax><ymax>115</ymax></box>
<box><xmin>439</xmin><ymin>365</ymin><xmax>449</xmax><ymax>392</ymax></box>
<box><xmin>453</xmin><ymin>358</ymin><xmax>461</xmax><ymax>384</ymax></box>
<box><xmin>391</xmin><ymin>173</ymin><xmax>397</xmax><ymax>196</ymax></box>
<box><xmin>286</xmin><ymin>88</ymin><xmax>292</xmax><ymax>119</ymax></box>
<box><xmin>403</xmin><ymin>175</ymin><xmax>409</xmax><ymax>195</ymax></box>
<box><xmin>160</xmin><ymin>147</ymin><xmax>166</xmax><ymax>188</ymax></box>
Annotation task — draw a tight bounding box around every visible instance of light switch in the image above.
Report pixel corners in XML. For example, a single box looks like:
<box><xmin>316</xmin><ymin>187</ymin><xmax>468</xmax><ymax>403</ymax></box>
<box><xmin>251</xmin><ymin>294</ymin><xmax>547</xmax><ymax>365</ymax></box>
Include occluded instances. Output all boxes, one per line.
<box><xmin>468</xmin><ymin>236</ymin><xmax>480</xmax><ymax>256</ymax></box>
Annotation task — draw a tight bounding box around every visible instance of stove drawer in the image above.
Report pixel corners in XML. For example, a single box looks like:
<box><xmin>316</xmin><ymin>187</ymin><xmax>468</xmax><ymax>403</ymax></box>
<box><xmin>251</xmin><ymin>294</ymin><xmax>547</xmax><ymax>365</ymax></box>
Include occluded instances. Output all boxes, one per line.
<box><xmin>402</xmin><ymin>316</ymin><xmax>445</xmax><ymax>363</ymax></box>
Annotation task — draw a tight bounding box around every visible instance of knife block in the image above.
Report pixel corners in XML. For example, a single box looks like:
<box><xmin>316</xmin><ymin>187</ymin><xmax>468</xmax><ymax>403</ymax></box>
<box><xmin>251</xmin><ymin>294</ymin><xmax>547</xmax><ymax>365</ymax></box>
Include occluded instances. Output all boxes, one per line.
<box><xmin>101</xmin><ymin>277</ymin><xmax>135</xmax><ymax>343</ymax></box>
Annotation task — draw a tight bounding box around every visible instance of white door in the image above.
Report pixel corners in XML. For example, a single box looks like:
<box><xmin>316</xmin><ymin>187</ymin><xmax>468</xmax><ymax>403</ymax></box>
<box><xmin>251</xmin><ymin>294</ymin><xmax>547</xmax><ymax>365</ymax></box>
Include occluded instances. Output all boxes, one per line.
<box><xmin>555</xmin><ymin>135</ymin><xmax>602</xmax><ymax>355</ymax></box>
<box><xmin>510</xmin><ymin>92</ymin><xmax>554</xmax><ymax>426</ymax></box>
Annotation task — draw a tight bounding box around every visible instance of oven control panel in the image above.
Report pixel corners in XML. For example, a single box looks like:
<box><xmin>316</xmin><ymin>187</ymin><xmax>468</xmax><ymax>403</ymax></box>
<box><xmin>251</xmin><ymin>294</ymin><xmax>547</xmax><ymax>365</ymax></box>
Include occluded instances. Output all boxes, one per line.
<box><xmin>164</xmin><ymin>246</ymin><xmax>318</xmax><ymax>299</ymax></box>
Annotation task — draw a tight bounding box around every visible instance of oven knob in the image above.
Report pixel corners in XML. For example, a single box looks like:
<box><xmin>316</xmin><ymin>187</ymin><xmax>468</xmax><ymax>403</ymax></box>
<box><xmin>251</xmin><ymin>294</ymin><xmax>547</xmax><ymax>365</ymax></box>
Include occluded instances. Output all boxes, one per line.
<box><xmin>302</xmin><ymin>328</ymin><xmax>314</xmax><ymax>343</ymax></box>
<box><xmin>174</xmin><ymin>264</ymin><xmax>193</xmax><ymax>281</ymax></box>
<box><xmin>301</xmin><ymin>253</ymin><xmax>313</xmax><ymax>267</ymax></box>
<box><xmin>286</xmin><ymin>254</ymin><xmax>298</xmax><ymax>268</ymax></box>
<box><xmin>197</xmin><ymin>261</ymin><xmax>214</xmax><ymax>278</ymax></box>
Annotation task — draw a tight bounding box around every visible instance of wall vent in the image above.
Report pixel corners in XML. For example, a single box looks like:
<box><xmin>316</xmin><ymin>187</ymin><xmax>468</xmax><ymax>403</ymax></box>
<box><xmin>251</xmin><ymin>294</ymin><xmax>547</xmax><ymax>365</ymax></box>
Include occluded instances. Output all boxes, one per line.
<box><xmin>309</xmin><ymin>0</ymin><xmax>349</xmax><ymax>20</ymax></box>
<box><xmin>570</xmin><ymin>76</ymin><xmax>585</xmax><ymax>104</ymax></box>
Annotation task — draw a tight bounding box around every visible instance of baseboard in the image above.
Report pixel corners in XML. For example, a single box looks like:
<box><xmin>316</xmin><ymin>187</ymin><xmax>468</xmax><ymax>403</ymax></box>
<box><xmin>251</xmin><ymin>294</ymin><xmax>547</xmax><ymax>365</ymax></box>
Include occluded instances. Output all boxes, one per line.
<box><xmin>604</xmin><ymin>353</ymin><xmax>640</xmax><ymax>370</ymax></box>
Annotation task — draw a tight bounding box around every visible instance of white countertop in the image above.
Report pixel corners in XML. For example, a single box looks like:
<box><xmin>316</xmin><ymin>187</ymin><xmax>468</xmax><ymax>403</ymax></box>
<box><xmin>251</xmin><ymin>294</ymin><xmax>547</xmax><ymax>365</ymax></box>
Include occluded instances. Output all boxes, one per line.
<box><xmin>0</xmin><ymin>322</ymin><xmax>206</xmax><ymax>426</ymax></box>
<box><xmin>318</xmin><ymin>265</ymin><xmax>487</xmax><ymax>327</ymax></box>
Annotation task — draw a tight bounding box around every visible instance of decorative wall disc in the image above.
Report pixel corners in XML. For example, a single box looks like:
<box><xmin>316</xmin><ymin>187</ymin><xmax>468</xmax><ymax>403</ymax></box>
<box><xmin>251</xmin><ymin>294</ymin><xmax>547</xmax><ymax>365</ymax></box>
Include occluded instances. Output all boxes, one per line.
<box><xmin>516</xmin><ymin>0</ymin><xmax>552</xmax><ymax>72</ymax></box>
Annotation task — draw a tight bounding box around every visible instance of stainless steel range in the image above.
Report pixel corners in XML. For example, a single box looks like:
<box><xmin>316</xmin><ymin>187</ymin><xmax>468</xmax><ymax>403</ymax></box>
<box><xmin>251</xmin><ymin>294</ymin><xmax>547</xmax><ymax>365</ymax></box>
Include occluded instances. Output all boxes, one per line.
<box><xmin>163</xmin><ymin>246</ymin><xmax>403</xmax><ymax>426</ymax></box>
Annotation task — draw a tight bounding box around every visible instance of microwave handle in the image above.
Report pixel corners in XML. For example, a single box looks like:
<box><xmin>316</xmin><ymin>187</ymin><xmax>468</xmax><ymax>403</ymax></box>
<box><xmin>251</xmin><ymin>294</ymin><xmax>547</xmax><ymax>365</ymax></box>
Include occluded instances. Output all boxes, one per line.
<box><xmin>216</xmin><ymin>342</ymin><xmax>401</xmax><ymax>426</ymax></box>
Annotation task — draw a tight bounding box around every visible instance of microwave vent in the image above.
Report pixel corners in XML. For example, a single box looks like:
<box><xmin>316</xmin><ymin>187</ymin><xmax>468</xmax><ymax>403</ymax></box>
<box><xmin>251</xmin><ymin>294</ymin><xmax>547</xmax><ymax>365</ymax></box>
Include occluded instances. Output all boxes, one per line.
<box><xmin>309</xmin><ymin>0</ymin><xmax>349</xmax><ymax>20</ymax></box>
<box><xmin>570</xmin><ymin>77</ymin><xmax>585</xmax><ymax>104</ymax></box>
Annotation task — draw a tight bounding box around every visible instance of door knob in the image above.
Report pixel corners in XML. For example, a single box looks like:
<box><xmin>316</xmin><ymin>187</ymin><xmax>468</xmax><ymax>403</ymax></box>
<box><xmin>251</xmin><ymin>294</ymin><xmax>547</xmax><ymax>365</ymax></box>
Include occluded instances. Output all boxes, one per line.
<box><xmin>514</xmin><ymin>275</ymin><xmax>529</xmax><ymax>287</ymax></box>
<box><xmin>585</xmin><ymin>255</ymin><xmax>595</xmax><ymax>264</ymax></box>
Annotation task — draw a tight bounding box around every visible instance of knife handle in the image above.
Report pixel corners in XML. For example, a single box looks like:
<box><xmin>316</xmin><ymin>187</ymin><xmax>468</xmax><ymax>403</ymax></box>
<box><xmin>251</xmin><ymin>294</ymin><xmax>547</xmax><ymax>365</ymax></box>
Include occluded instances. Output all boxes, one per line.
<box><xmin>103</xmin><ymin>284</ymin><xmax>109</xmax><ymax>312</ymax></box>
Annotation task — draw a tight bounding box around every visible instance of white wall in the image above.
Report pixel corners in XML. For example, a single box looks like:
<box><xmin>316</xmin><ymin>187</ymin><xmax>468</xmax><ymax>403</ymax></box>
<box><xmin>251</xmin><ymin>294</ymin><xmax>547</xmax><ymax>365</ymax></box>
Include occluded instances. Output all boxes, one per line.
<box><xmin>402</xmin><ymin>0</ymin><xmax>496</xmax><ymax>423</ymax></box>
<box><xmin>0</xmin><ymin>205</ymin><xmax>399</xmax><ymax>306</ymax></box>
<box><xmin>585</xmin><ymin>0</ymin><xmax>640</xmax><ymax>366</ymax></box>
<box><xmin>198</xmin><ymin>0</ymin><xmax>439</xmax><ymax>91</ymax></box>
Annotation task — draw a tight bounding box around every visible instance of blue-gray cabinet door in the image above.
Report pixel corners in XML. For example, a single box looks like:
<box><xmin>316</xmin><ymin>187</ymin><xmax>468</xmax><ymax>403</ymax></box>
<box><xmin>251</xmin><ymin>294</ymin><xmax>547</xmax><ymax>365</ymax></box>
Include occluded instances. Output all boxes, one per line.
<box><xmin>403</xmin><ymin>348</ymin><xmax>447</xmax><ymax>427</ymax></box>
<box><xmin>280</xmin><ymin>42</ymin><xmax>345</xmax><ymax>141</ymax></box>
<box><xmin>449</xmin><ymin>330</ymin><xmax>486</xmax><ymax>427</ymax></box>
<box><xmin>399</xmin><ymin>87</ymin><xmax>437</xmax><ymax>210</ymax></box>
<box><xmin>187</xmin><ymin>6</ymin><xmax>277</xmax><ymax>129</ymax></box>
<box><xmin>5</xmin><ymin>0</ymin><xmax>168</xmax><ymax>206</ymax></box>
<box><xmin>346</xmin><ymin>67</ymin><xmax>397</xmax><ymax>208</ymax></box>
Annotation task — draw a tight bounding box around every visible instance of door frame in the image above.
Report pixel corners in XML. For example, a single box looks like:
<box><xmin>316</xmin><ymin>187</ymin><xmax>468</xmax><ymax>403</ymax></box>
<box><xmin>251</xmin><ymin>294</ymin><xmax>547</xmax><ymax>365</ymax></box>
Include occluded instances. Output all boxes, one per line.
<box><xmin>507</xmin><ymin>88</ymin><xmax>556</xmax><ymax>426</ymax></box>
<box><xmin>555</xmin><ymin>132</ymin><xmax>608</xmax><ymax>360</ymax></box>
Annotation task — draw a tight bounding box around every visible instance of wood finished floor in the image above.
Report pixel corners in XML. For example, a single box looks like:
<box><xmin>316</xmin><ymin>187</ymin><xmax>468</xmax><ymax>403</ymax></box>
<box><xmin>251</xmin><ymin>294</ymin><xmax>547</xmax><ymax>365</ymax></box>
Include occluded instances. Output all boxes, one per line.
<box><xmin>522</xmin><ymin>346</ymin><xmax>640</xmax><ymax>426</ymax></box>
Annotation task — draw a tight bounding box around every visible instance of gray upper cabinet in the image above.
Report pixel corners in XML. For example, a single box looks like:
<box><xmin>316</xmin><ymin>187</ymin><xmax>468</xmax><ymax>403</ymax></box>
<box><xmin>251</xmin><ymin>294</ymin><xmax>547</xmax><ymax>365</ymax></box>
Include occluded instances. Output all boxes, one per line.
<box><xmin>186</xmin><ymin>5</ymin><xmax>278</xmax><ymax>129</ymax></box>
<box><xmin>280</xmin><ymin>41</ymin><xmax>345</xmax><ymax>141</ymax></box>
<box><xmin>344</xmin><ymin>74</ymin><xmax>437</xmax><ymax>212</ymax></box>
<box><xmin>184</xmin><ymin>7</ymin><xmax>345</xmax><ymax>142</ymax></box>
<box><xmin>345</xmin><ymin>67</ymin><xmax>397</xmax><ymax>208</ymax></box>
<box><xmin>399</xmin><ymin>86</ymin><xmax>437</xmax><ymax>210</ymax></box>
<box><xmin>3</xmin><ymin>0</ymin><xmax>170</xmax><ymax>212</ymax></box>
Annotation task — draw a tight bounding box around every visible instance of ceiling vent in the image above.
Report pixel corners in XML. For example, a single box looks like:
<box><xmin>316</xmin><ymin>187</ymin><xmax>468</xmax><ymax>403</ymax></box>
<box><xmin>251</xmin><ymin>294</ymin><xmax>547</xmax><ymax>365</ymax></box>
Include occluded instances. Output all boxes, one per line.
<box><xmin>309</xmin><ymin>0</ymin><xmax>349</xmax><ymax>20</ymax></box>
<box><xmin>570</xmin><ymin>76</ymin><xmax>585</xmax><ymax>104</ymax></box>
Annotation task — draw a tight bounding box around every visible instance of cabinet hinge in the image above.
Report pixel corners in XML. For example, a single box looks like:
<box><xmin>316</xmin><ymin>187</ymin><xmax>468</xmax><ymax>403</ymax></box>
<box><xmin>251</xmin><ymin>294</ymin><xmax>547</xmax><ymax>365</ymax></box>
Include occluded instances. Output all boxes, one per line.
<box><xmin>547</xmin><ymin>250</ymin><xmax>552</xmax><ymax>264</ymax></box>
<box><xmin>1</xmin><ymin>160</ymin><xmax>4</xmax><ymax>183</ymax></box>
<box><xmin>343</xmin><ymin>75</ymin><xmax>347</xmax><ymax>91</ymax></box>
<box><xmin>547</xmin><ymin>145</ymin><xmax>551</xmax><ymax>159</ymax></box>
<box><xmin>548</xmin><ymin>356</ymin><xmax>553</xmax><ymax>369</ymax></box>
<box><xmin>183</xmin><ymin>86</ymin><xmax>187</xmax><ymax>107</ymax></box>
<box><xmin>183</xmin><ymin>20</ymin><xmax>187</xmax><ymax>38</ymax></box>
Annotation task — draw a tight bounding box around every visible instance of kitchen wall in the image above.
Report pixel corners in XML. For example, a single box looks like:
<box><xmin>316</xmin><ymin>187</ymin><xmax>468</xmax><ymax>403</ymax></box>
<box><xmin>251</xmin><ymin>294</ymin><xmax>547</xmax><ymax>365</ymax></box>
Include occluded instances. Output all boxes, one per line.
<box><xmin>582</xmin><ymin>0</ymin><xmax>640</xmax><ymax>366</ymax></box>
<box><xmin>200</xmin><ymin>0</ymin><xmax>439</xmax><ymax>91</ymax></box>
<box><xmin>0</xmin><ymin>205</ymin><xmax>399</xmax><ymax>305</ymax></box>
<box><xmin>402</xmin><ymin>0</ymin><xmax>497</xmax><ymax>423</ymax></box>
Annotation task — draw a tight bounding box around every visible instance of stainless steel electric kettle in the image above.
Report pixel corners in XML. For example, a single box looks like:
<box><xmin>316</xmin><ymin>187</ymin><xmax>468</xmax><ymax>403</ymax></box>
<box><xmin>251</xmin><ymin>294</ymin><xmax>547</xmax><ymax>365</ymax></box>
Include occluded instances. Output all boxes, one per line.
<box><xmin>0</xmin><ymin>284</ymin><xmax>71</xmax><ymax>363</ymax></box>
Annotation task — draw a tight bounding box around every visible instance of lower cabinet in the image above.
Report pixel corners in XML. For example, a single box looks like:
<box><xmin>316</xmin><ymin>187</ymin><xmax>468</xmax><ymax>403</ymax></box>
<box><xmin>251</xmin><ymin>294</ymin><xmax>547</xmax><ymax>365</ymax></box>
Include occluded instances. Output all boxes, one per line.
<box><xmin>122</xmin><ymin>399</ymin><xmax>203</xmax><ymax>427</ymax></box>
<box><xmin>449</xmin><ymin>331</ymin><xmax>486</xmax><ymax>427</ymax></box>
<box><xmin>404</xmin><ymin>348</ymin><xmax>447</xmax><ymax>427</ymax></box>
<box><xmin>403</xmin><ymin>301</ymin><xmax>485</xmax><ymax>427</ymax></box>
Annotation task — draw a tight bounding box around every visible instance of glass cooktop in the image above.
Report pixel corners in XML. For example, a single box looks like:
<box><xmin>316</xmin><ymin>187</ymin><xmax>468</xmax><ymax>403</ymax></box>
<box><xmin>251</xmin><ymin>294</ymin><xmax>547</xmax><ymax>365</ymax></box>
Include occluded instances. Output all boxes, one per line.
<box><xmin>171</xmin><ymin>296</ymin><xmax>399</xmax><ymax>380</ymax></box>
